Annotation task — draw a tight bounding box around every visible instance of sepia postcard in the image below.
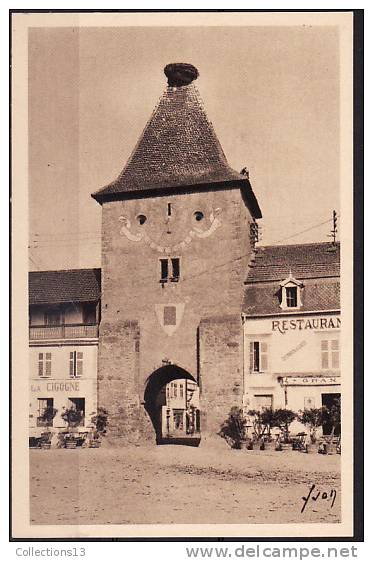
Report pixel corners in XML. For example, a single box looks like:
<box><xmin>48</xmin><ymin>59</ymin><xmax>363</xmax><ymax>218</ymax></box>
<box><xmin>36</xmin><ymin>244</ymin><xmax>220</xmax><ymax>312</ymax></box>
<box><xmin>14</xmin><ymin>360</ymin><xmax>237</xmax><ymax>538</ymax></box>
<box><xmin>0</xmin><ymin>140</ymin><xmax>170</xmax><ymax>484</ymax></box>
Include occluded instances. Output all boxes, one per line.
<box><xmin>11</xmin><ymin>10</ymin><xmax>361</xmax><ymax>540</ymax></box>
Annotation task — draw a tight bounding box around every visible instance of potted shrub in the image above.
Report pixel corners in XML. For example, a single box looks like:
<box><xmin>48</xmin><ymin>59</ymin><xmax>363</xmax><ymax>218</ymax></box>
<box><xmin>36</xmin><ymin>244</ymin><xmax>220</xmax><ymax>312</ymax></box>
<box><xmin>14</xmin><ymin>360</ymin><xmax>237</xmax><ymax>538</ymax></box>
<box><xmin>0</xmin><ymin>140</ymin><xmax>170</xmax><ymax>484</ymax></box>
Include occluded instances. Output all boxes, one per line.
<box><xmin>39</xmin><ymin>431</ymin><xmax>53</xmax><ymax>449</ymax></box>
<box><xmin>297</xmin><ymin>408</ymin><xmax>324</xmax><ymax>453</ymax></box>
<box><xmin>218</xmin><ymin>406</ymin><xmax>246</xmax><ymax>449</ymax></box>
<box><xmin>38</xmin><ymin>405</ymin><xmax>58</xmax><ymax>428</ymax></box>
<box><xmin>246</xmin><ymin>408</ymin><xmax>274</xmax><ymax>450</ymax></box>
<box><xmin>88</xmin><ymin>407</ymin><xmax>108</xmax><ymax>448</ymax></box>
<box><xmin>323</xmin><ymin>397</ymin><xmax>341</xmax><ymax>454</ymax></box>
<box><xmin>61</xmin><ymin>406</ymin><xmax>83</xmax><ymax>448</ymax></box>
<box><xmin>272</xmin><ymin>408</ymin><xmax>296</xmax><ymax>450</ymax></box>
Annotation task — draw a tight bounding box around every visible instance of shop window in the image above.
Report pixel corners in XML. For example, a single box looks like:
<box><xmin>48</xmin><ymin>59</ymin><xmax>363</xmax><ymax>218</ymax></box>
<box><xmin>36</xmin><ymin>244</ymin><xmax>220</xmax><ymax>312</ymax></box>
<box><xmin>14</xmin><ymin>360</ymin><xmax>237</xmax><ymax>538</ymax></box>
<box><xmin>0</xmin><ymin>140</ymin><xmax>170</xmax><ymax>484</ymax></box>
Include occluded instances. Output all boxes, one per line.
<box><xmin>321</xmin><ymin>339</ymin><xmax>340</xmax><ymax>369</ymax></box>
<box><xmin>159</xmin><ymin>258</ymin><xmax>180</xmax><ymax>283</ymax></box>
<box><xmin>249</xmin><ymin>341</ymin><xmax>269</xmax><ymax>373</ymax></box>
<box><xmin>69</xmin><ymin>351</ymin><xmax>83</xmax><ymax>378</ymax></box>
<box><xmin>68</xmin><ymin>397</ymin><xmax>85</xmax><ymax>426</ymax></box>
<box><xmin>254</xmin><ymin>394</ymin><xmax>273</xmax><ymax>411</ymax></box>
<box><xmin>37</xmin><ymin>398</ymin><xmax>54</xmax><ymax>427</ymax></box>
<box><xmin>38</xmin><ymin>352</ymin><xmax>52</xmax><ymax>377</ymax></box>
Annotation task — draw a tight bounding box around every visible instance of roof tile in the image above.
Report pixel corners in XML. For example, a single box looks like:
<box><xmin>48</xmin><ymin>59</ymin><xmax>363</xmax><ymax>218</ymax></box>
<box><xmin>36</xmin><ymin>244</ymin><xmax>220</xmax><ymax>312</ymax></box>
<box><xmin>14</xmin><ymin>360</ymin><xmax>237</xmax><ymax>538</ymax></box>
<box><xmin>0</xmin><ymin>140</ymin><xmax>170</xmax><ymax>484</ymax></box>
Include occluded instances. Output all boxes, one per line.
<box><xmin>246</xmin><ymin>242</ymin><xmax>340</xmax><ymax>283</ymax></box>
<box><xmin>92</xmin><ymin>81</ymin><xmax>261</xmax><ymax>218</ymax></box>
<box><xmin>29</xmin><ymin>268</ymin><xmax>101</xmax><ymax>305</ymax></box>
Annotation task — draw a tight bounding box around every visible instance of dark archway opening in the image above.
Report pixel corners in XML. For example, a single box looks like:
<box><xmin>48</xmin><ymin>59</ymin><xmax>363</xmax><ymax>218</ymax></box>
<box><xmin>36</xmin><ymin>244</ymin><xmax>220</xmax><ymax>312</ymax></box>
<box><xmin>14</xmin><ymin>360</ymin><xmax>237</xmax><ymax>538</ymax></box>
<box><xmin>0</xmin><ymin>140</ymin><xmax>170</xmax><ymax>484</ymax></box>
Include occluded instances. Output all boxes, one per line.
<box><xmin>144</xmin><ymin>365</ymin><xmax>201</xmax><ymax>446</ymax></box>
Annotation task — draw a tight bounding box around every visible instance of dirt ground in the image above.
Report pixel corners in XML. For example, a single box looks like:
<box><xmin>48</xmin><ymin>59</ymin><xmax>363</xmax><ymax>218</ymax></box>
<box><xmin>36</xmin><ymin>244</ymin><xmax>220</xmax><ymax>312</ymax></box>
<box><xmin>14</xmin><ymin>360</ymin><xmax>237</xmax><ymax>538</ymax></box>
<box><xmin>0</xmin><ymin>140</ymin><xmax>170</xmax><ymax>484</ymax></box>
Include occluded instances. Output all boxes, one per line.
<box><xmin>29</xmin><ymin>441</ymin><xmax>341</xmax><ymax>525</ymax></box>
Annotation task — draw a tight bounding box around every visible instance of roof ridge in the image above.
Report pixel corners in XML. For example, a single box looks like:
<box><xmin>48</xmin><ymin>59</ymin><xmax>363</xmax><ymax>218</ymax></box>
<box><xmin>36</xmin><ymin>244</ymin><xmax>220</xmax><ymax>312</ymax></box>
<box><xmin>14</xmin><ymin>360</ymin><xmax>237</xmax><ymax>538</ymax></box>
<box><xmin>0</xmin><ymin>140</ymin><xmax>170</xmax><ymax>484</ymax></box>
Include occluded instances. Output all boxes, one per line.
<box><xmin>257</xmin><ymin>241</ymin><xmax>340</xmax><ymax>251</ymax></box>
<box><xmin>29</xmin><ymin>267</ymin><xmax>101</xmax><ymax>275</ymax></box>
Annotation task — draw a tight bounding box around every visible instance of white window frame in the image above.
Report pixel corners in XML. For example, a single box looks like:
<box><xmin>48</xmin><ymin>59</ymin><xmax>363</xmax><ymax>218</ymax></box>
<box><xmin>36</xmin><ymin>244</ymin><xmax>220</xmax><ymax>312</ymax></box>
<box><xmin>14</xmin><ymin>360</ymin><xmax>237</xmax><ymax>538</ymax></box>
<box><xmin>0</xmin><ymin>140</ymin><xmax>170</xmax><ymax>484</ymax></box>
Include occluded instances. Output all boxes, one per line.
<box><xmin>249</xmin><ymin>340</ymin><xmax>269</xmax><ymax>374</ymax></box>
<box><xmin>69</xmin><ymin>350</ymin><xmax>83</xmax><ymax>378</ymax></box>
<box><xmin>321</xmin><ymin>339</ymin><xmax>340</xmax><ymax>370</ymax></box>
<box><xmin>38</xmin><ymin>352</ymin><xmax>52</xmax><ymax>378</ymax></box>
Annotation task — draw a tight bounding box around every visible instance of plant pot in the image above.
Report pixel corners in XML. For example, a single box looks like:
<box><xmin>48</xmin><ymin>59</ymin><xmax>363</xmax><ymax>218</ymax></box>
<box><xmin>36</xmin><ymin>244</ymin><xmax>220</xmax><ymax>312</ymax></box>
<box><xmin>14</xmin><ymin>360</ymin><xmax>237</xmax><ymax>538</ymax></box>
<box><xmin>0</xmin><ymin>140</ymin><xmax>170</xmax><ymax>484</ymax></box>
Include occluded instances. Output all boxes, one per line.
<box><xmin>325</xmin><ymin>443</ymin><xmax>336</xmax><ymax>455</ymax></box>
<box><xmin>40</xmin><ymin>442</ymin><xmax>51</xmax><ymax>450</ymax></box>
<box><xmin>89</xmin><ymin>440</ymin><xmax>101</xmax><ymax>448</ymax></box>
<box><xmin>306</xmin><ymin>443</ymin><xmax>318</xmax><ymax>454</ymax></box>
<box><xmin>65</xmin><ymin>439</ymin><xmax>77</xmax><ymax>449</ymax></box>
<box><xmin>281</xmin><ymin>442</ymin><xmax>292</xmax><ymax>451</ymax></box>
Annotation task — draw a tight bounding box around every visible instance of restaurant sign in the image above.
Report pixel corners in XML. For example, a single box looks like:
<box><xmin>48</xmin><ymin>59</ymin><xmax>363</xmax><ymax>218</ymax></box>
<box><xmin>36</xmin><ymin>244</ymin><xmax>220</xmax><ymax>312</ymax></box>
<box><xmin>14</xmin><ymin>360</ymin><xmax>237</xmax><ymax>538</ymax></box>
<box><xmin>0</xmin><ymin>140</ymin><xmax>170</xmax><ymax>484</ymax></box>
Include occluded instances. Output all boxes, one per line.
<box><xmin>281</xmin><ymin>376</ymin><xmax>340</xmax><ymax>386</ymax></box>
<box><xmin>272</xmin><ymin>316</ymin><xmax>340</xmax><ymax>335</ymax></box>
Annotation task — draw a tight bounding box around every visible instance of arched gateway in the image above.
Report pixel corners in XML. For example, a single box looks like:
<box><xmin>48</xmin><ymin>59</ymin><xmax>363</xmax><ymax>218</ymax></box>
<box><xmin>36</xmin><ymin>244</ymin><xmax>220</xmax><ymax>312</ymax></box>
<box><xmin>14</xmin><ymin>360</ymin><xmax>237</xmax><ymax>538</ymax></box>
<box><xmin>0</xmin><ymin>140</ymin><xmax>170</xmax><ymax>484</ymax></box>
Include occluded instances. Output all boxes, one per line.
<box><xmin>144</xmin><ymin>365</ymin><xmax>201</xmax><ymax>446</ymax></box>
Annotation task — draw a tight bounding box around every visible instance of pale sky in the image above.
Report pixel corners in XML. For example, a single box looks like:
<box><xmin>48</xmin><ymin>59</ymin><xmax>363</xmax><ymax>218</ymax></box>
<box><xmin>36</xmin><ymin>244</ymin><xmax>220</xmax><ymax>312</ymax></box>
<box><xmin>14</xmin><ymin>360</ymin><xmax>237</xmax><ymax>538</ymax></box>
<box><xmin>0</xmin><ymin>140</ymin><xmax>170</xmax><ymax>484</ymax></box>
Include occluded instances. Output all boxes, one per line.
<box><xmin>29</xmin><ymin>25</ymin><xmax>340</xmax><ymax>271</ymax></box>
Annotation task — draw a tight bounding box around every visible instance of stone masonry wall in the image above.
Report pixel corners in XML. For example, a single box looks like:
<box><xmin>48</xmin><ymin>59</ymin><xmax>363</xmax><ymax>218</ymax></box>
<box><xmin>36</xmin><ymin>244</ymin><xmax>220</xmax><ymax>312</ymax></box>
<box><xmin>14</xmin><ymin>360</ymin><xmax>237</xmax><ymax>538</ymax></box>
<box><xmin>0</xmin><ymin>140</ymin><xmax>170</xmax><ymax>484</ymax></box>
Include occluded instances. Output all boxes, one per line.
<box><xmin>198</xmin><ymin>315</ymin><xmax>243</xmax><ymax>439</ymax></box>
<box><xmin>97</xmin><ymin>319</ymin><xmax>153</xmax><ymax>443</ymax></box>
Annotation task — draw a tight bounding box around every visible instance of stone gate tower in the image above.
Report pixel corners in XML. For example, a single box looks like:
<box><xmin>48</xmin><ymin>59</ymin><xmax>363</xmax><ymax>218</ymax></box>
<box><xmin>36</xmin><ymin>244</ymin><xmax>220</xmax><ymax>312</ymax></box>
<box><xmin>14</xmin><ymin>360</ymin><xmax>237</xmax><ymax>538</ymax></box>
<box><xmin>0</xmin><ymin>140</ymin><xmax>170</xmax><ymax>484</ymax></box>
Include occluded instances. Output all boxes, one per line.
<box><xmin>92</xmin><ymin>63</ymin><xmax>261</xmax><ymax>445</ymax></box>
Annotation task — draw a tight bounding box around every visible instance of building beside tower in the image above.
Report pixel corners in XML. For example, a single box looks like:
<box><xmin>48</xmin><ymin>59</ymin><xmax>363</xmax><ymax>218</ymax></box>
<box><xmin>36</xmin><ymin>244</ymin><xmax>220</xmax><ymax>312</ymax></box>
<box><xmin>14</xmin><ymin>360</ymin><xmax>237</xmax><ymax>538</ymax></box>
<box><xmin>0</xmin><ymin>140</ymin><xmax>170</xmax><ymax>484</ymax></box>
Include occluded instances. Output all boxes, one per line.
<box><xmin>242</xmin><ymin>243</ymin><xmax>340</xmax><ymax>434</ymax></box>
<box><xmin>28</xmin><ymin>269</ymin><xmax>100</xmax><ymax>440</ymax></box>
<box><xmin>28</xmin><ymin>63</ymin><xmax>340</xmax><ymax>445</ymax></box>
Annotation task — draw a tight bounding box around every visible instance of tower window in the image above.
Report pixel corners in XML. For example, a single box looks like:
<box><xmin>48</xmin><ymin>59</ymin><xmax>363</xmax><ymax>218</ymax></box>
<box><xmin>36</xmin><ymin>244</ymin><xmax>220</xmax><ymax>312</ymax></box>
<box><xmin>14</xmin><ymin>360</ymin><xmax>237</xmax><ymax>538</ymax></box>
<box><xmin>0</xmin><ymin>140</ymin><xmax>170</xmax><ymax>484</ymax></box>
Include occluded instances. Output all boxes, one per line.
<box><xmin>167</xmin><ymin>203</ymin><xmax>172</xmax><ymax>216</ymax></box>
<box><xmin>171</xmin><ymin>258</ymin><xmax>180</xmax><ymax>281</ymax></box>
<box><xmin>159</xmin><ymin>258</ymin><xmax>180</xmax><ymax>283</ymax></box>
<box><xmin>137</xmin><ymin>214</ymin><xmax>147</xmax><ymax>225</ymax></box>
<box><xmin>160</xmin><ymin>259</ymin><xmax>169</xmax><ymax>282</ymax></box>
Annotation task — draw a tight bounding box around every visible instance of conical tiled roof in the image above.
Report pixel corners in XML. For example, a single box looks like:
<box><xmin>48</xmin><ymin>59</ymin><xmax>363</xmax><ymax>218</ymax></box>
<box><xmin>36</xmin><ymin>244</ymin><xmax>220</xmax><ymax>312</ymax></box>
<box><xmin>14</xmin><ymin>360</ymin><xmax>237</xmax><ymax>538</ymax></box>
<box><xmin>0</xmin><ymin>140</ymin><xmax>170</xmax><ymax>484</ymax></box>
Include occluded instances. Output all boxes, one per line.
<box><xmin>92</xmin><ymin>65</ymin><xmax>261</xmax><ymax>218</ymax></box>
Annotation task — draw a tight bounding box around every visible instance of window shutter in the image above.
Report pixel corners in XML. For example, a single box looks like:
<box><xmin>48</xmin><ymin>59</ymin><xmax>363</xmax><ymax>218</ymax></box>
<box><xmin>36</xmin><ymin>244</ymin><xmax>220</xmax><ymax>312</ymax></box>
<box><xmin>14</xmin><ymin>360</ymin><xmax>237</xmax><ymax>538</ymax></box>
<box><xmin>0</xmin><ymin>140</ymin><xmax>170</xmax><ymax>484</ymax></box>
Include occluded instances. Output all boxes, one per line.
<box><xmin>45</xmin><ymin>353</ymin><xmax>52</xmax><ymax>377</ymax></box>
<box><xmin>331</xmin><ymin>339</ymin><xmax>339</xmax><ymax>369</ymax></box>
<box><xmin>249</xmin><ymin>341</ymin><xmax>254</xmax><ymax>372</ymax></box>
<box><xmin>38</xmin><ymin>354</ymin><xmax>44</xmax><ymax>377</ymax></box>
<box><xmin>171</xmin><ymin>258</ymin><xmax>180</xmax><ymax>280</ymax></box>
<box><xmin>260</xmin><ymin>342</ymin><xmax>268</xmax><ymax>371</ymax></box>
<box><xmin>76</xmin><ymin>352</ymin><xmax>83</xmax><ymax>377</ymax></box>
<box><xmin>69</xmin><ymin>352</ymin><xmax>74</xmax><ymax>377</ymax></box>
<box><xmin>160</xmin><ymin>259</ymin><xmax>168</xmax><ymax>281</ymax></box>
<box><xmin>321</xmin><ymin>340</ymin><xmax>329</xmax><ymax>369</ymax></box>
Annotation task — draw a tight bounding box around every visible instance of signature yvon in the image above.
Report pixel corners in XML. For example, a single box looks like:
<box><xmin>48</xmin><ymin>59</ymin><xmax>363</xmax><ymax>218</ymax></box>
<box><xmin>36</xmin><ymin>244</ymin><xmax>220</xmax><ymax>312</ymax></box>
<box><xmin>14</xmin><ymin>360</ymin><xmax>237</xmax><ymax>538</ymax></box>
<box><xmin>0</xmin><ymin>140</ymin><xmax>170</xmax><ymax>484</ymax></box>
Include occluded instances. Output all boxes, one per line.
<box><xmin>301</xmin><ymin>484</ymin><xmax>337</xmax><ymax>513</ymax></box>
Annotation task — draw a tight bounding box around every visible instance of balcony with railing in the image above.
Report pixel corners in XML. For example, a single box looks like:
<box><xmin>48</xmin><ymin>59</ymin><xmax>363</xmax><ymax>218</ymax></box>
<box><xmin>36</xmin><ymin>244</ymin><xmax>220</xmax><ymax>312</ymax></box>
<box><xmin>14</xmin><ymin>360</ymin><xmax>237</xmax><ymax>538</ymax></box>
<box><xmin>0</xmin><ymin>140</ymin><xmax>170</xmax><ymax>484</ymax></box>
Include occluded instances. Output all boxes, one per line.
<box><xmin>29</xmin><ymin>323</ymin><xmax>98</xmax><ymax>341</ymax></box>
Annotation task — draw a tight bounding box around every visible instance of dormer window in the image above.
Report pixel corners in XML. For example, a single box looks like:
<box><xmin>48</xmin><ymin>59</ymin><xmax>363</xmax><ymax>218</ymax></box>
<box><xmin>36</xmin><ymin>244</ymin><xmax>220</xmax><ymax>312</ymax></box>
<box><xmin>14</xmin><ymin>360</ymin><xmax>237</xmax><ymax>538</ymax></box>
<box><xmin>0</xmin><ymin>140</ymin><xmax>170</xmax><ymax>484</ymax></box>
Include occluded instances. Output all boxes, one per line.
<box><xmin>279</xmin><ymin>273</ymin><xmax>303</xmax><ymax>310</ymax></box>
<box><xmin>285</xmin><ymin>286</ymin><xmax>298</xmax><ymax>308</ymax></box>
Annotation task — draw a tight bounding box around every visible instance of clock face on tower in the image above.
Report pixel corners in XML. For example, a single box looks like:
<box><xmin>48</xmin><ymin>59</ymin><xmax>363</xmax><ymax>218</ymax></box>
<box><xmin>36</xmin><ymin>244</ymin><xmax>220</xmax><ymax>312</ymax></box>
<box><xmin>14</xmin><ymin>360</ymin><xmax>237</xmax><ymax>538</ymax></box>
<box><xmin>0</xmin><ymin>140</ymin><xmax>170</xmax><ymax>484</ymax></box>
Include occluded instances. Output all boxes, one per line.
<box><xmin>118</xmin><ymin>202</ymin><xmax>222</xmax><ymax>254</ymax></box>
